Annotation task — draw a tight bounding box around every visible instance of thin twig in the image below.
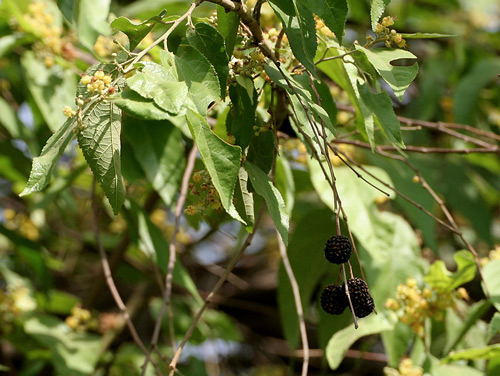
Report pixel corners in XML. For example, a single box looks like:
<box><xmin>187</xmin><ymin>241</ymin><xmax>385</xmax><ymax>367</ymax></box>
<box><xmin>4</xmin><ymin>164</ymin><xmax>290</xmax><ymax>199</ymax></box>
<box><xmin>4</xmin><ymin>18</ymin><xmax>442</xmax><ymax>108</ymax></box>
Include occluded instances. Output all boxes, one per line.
<box><xmin>91</xmin><ymin>180</ymin><xmax>162</xmax><ymax>376</ymax></box>
<box><xmin>142</xmin><ymin>146</ymin><xmax>199</xmax><ymax>375</ymax></box>
<box><xmin>168</xmin><ymin>207</ymin><xmax>266</xmax><ymax>374</ymax></box>
<box><xmin>276</xmin><ymin>230</ymin><xmax>309</xmax><ymax>376</ymax></box>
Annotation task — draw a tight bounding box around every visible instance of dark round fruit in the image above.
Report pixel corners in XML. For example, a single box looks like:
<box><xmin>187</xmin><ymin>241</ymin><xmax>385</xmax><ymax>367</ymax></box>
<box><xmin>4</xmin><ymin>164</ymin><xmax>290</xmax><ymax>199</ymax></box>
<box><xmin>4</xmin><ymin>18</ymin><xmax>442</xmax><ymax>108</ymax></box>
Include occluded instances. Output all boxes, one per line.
<box><xmin>324</xmin><ymin>235</ymin><xmax>352</xmax><ymax>264</ymax></box>
<box><xmin>320</xmin><ymin>284</ymin><xmax>348</xmax><ymax>315</ymax></box>
<box><xmin>344</xmin><ymin>278</ymin><xmax>374</xmax><ymax>318</ymax></box>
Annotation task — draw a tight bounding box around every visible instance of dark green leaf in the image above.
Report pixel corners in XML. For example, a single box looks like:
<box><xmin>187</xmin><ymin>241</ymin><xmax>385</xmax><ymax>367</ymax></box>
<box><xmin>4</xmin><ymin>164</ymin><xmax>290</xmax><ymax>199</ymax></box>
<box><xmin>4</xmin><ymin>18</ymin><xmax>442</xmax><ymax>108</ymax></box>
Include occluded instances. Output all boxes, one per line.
<box><xmin>77</xmin><ymin>100</ymin><xmax>125</xmax><ymax>215</ymax></box>
<box><xmin>244</xmin><ymin>161</ymin><xmax>289</xmax><ymax>245</ymax></box>
<box><xmin>227</xmin><ymin>77</ymin><xmax>257</xmax><ymax>149</ymax></box>
<box><xmin>268</xmin><ymin>0</ymin><xmax>317</xmax><ymax>73</ymax></box>
<box><xmin>300</xmin><ymin>0</ymin><xmax>348</xmax><ymax>44</ymax></box>
<box><xmin>216</xmin><ymin>5</ymin><xmax>239</xmax><ymax>56</ymax></box>
<box><xmin>186</xmin><ymin>109</ymin><xmax>244</xmax><ymax>223</ymax></box>
<box><xmin>186</xmin><ymin>22</ymin><xmax>229</xmax><ymax>97</ymax></box>
<box><xmin>111</xmin><ymin>10</ymin><xmax>167</xmax><ymax>50</ymax></box>
<box><xmin>358</xmin><ymin>83</ymin><xmax>404</xmax><ymax>147</ymax></box>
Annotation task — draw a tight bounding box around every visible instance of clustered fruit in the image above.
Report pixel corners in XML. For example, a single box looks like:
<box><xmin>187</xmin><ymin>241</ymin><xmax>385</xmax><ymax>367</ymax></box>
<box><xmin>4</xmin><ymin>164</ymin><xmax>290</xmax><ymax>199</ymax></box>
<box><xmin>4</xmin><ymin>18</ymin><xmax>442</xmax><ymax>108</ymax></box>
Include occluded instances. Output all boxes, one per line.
<box><xmin>385</xmin><ymin>277</ymin><xmax>470</xmax><ymax>338</ymax></box>
<box><xmin>367</xmin><ymin>16</ymin><xmax>406</xmax><ymax>49</ymax></box>
<box><xmin>80</xmin><ymin>70</ymin><xmax>115</xmax><ymax>96</ymax></box>
<box><xmin>320</xmin><ymin>235</ymin><xmax>375</xmax><ymax>318</ymax></box>
<box><xmin>383</xmin><ymin>358</ymin><xmax>423</xmax><ymax>376</ymax></box>
<box><xmin>65</xmin><ymin>304</ymin><xmax>97</xmax><ymax>333</ymax></box>
<box><xmin>185</xmin><ymin>170</ymin><xmax>223</xmax><ymax>216</ymax></box>
<box><xmin>229</xmin><ymin>49</ymin><xmax>266</xmax><ymax>80</ymax></box>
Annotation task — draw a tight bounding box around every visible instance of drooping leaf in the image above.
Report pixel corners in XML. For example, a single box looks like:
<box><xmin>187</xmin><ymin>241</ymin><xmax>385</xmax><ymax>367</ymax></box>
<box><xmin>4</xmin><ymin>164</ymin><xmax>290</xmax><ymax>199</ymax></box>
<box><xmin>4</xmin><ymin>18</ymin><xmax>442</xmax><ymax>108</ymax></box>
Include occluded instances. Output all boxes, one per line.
<box><xmin>20</xmin><ymin>51</ymin><xmax>78</xmax><ymax>133</ymax></box>
<box><xmin>122</xmin><ymin>118</ymin><xmax>185</xmax><ymax>206</ymax></box>
<box><xmin>227</xmin><ymin>77</ymin><xmax>257</xmax><ymax>149</ymax></box>
<box><xmin>186</xmin><ymin>22</ymin><xmax>229</xmax><ymax>97</ymax></box>
<box><xmin>244</xmin><ymin>161</ymin><xmax>289</xmax><ymax>245</ymax></box>
<box><xmin>112</xmin><ymin>90</ymin><xmax>171</xmax><ymax>120</ymax></box>
<box><xmin>356</xmin><ymin>46</ymin><xmax>418</xmax><ymax>101</ymax></box>
<box><xmin>246</xmin><ymin>130</ymin><xmax>275</xmax><ymax>174</ymax></box>
<box><xmin>78</xmin><ymin>0</ymin><xmax>111</xmax><ymax>50</ymax></box>
<box><xmin>111</xmin><ymin>10</ymin><xmax>167</xmax><ymax>50</ymax></box>
<box><xmin>300</xmin><ymin>0</ymin><xmax>348</xmax><ymax>44</ymax></box>
<box><xmin>216</xmin><ymin>5</ymin><xmax>239</xmax><ymax>56</ymax></box>
<box><xmin>185</xmin><ymin>109</ymin><xmax>244</xmax><ymax>224</ymax></box>
<box><xmin>77</xmin><ymin>100</ymin><xmax>125</xmax><ymax>215</ymax></box>
<box><xmin>124</xmin><ymin>200</ymin><xmax>202</xmax><ymax>303</ymax></box>
<box><xmin>326</xmin><ymin>313</ymin><xmax>395</xmax><ymax>369</ymax></box>
<box><xmin>358</xmin><ymin>82</ymin><xmax>404</xmax><ymax>148</ymax></box>
<box><xmin>268</xmin><ymin>0</ymin><xmax>317</xmax><ymax>73</ymax></box>
<box><xmin>275</xmin><ymin>156</ymin><xmax>295</xmax><ymax>216</ymax></box>
<box><xmin>238</xmin><ymin>167</ymin><xmax>255</xmax><ymax>229</ymax></box>
<box><xmin>20</xmin><ymin>118</ymin><xmax>76</xmax><ymax>196</ymax></box>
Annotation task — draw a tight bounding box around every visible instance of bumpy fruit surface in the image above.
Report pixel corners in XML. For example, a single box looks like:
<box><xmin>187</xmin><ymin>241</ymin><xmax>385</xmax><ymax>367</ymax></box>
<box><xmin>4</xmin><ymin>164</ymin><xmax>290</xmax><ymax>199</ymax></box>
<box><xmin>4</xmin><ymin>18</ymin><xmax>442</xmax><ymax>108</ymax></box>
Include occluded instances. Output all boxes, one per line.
<box><xmin>324</xmin><ymin>235</ymin><xmax>352</xmax><ymax>264</ymax></box>
<box><xmin>320</xmin><ymin>284</ymin><xmax>348</xmax><ymax>315</ymax></box>
<box><xmin>344</xmin><ymin>278</ymin><xmax>374</xmax><ymax>318</ymax></box>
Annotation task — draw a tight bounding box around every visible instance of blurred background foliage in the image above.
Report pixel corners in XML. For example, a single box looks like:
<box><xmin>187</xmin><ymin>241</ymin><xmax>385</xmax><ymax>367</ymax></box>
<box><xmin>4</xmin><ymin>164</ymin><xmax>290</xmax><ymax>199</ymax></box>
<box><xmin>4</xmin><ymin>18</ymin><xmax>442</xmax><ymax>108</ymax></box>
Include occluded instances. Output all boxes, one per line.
<box><xmin>0</xmin><ymin>0</ymin><xmax>500</xmax><ymax>375</ymax></box>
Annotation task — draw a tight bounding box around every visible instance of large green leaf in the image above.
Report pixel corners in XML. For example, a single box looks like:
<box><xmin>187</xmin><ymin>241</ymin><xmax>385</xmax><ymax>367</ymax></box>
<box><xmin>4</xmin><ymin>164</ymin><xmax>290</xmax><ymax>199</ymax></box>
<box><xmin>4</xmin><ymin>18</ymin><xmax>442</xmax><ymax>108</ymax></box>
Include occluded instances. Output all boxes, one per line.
<box><xmin>124</xmin><ymin>200</ymin><xmax>202</xmax><ymax>303</ymax></box>
<box><xmin>326</xmin><ymin>313</ymin><xmax>395</xmax><ymax>369</ymax></box>
<box><xmin>20</xmin><ymin>52</ymin><xmax>78</xmax><ymax>133</ymax></box>
<box><xmin>20</xmin><ymin>117</ymin><xmax>76</xmax><ymax>196</ymax></box>
<box><xmin>112</xmin><ymin>90</ymin><xmax>171</xmax><ymax>120</ymax></box>
<box><xmin>186</xmin><ymin>23</ymin><xmax>229</xmax><ymax>97</ymax></box>
<box><xmin>358</xmin><ymin>83</ymin><xmax>404</xmax><ymax>148</ymax></box>
<box><xmin>77</xmin><ymin>100</ymin><xmax>125</xmax><ymax>215</ymax></box>
<box><xmin>111</xmin><ymin>10</ymin><xmax>167</xmax><ymax>51</ymax></box>
<box><xmin>186</xmin><ymin>109</ymin><xmax>244</xmax><ymax>224</ymax></box>
<box><xmin>216</xmin><ymin>5</ymin><xmax>239</xmax><ymax>56</ymax></box>
<box><xmin>275</xmin><ymin>156</ymin><xmax>295</xmax><ymax>217</ymax></box>
<box><xmin>356</xmin><ymin>46</ymin><xmax>418</xmax><ymax>101</ymax></box>
<box><xmin>24</xmin><ymin>315</ymin><xmax>101</xmax><ymax>376</ymax></box>
<box><xmin>227</xmin><ymin>77</ymin><xmax>257</xmax><ymax>150</ymax></box>
<box><xmin>78</xmin><ymin>0</ymin><xmax>111</xmax><ymax>50</ymax></box>
<box><xmin>268</xmin><ymin>0</ymin><xmax>317</xmax><ymax>73</ymax></box>
<box><xmin>300</xmin><ymin>0</ymin><xmax>348</xmax><ymax>44</ymax></box>
<box><xmin>244</xmin><ymin>161</ymin><xmax>289</xmax><ymax>245</ymax></box>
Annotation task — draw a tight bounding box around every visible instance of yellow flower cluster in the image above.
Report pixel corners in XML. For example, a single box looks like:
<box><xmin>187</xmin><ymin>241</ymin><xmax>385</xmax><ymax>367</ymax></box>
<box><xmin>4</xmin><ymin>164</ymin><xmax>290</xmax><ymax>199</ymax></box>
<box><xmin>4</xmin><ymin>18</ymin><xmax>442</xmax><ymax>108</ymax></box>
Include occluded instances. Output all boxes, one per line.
<box><xmin>481</xmin><ymin>246</ymin><xmax>500</xmax><ymax>266</ymax></box>
<box><xmin>185</xmin><ymin>170</ymin><xmax>223</xmax><ymax>216</ymax></box>
<box><xmin>65</xmin><ymin>304</ymin><xmax>97</xmax><ymax>332</ymax></box>
<box><xmin>384</xmin><ymin>358</ymin><xmax>423</xmax><ymax>376</ymax></box>
<box><xmin>385</xmin><ymin>277</ymin><xmax>469</xmax><ymax>338</ymax></box>
<box><xmin>93</xmin><ymin>33</ymin><xmax>128</xmax><ymax>58</ymax></box>
<box><xmin>315</xmin><ymin>16</ymin><xmax>334</xmax><ymax>38</ymax></box>
<box><xmin>3</xmin><ymin>208</ymin><xmax>39</xmax><ymax>241</ymax></box>
<box><xmin>80</xmin><ymin>70</ymin><xmax>114</xmax><ymax>96</ymax></box>
<box><xmin>229</xmin><ymin>49</ymin><xmax>266</xmax><ymax>79</ymax></box>
<box><xmin>62</xmin><ymin>105</ymin><xmax>76</xmax><ymax>118</ymax></box>
<box><xmin>373</xmin><ymin>16</ymin><xmax>406</xmax><ymax>48</ymax></box>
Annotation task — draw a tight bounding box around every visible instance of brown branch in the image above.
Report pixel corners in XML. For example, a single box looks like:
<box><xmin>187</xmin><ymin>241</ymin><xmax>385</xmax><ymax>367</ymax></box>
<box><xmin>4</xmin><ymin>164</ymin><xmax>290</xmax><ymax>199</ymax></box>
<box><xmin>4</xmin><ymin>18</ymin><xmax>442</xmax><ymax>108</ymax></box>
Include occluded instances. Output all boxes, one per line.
<box><xmin>142</xmin><ymin>146</ymin><xmax>199</xmax><ymax>375</ymax></box>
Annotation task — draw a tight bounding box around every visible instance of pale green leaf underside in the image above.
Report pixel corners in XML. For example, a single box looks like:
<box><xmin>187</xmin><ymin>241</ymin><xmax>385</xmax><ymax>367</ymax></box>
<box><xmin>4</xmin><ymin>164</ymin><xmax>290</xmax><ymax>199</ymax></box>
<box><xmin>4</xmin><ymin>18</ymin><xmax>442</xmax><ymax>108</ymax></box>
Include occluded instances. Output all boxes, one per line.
<box><xmin>244</xmin><ymin>161</ymin><xmax>289</xmax><ymax>245</ymax></box>
<box><xmin>20</xmin><ymin>118</ymin><xmax>76</xmax><ymax>197</ymax></box>
<box><xmin>77</xmin><ymin>101</ymin><xmax>125</xmax><ymax>215</ymax></box>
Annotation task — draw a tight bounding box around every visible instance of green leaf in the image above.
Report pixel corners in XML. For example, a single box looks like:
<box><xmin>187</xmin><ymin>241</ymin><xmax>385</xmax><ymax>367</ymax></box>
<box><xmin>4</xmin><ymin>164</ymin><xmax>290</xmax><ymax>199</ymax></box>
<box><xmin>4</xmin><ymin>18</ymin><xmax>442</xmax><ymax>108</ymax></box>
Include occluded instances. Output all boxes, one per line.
<box><xmin>112</xmin><ymin>90</ymin><xmax>171</xmax><ymax>120</ymax></box>
<box><xmin>244</xmin><ymin>161</ymin><xmax>289</xmax><ymax>245</ymax></box>
<box><xmin>432</xmin><ymin>364</ymin><xmax>483</xmax><ymax>376</ymax></box>
<box><xmin>355</xmin><ymin>46</ymin><xmax>418</xmax><ymax>101</ymax></box>
<box><xmin>425</xmin><ymin>250</ymin><xmax>476</xmax><ymax>293</ymax></box>
<box><xmin>483</xmin><ymin>260</ymin><xmax>500</xmax><ymax>312</ymax></box>
<box><xmin>124</xmin><ymin>200</ymin><xmax>202</xmax><ymax>303</ymax></box>
<box><xmin>326</xmin><ymin>313</ymin><xmax>395</xmax><ymax>369</ymax></box>
<box><xmin>111</xmin><ymin>10</ymin><xmax>167</xmax><ymax>50</ymax></box>
<box><xmin>216</xmin><ymin>5</ymin><xmax>239</xmax><ymax>56</ymax></box>
<box><xmin>488</xmin><ymin>312</ymin><xmax>500</xmax><ymax>343</ymax></box>
<box><xmin>358</xmin><ymin>83</ymin><xmax>404</xmax><ymax>147</ymax></box>
<box><xmin>77</xmin><ymin>100</ymin><xmax>125</xmax><ymax>215</ymax></box>
<box><xmin>238</xmin><ymin>167</ymin><xmax>255</xmax><ymax>229</ymax></box>
<box><xmin>443</xmin><ymin>344</ymin><xmax>500</xmax><ymax>362</ymax></box>
<box><xmin>56</xmin><ymin>0</ymin><xmax>76</xmax><ymax>23</ymax></box>
<box><xmin>20</xmin><ymin>118</ymin><xmax>76</xmax><ymax>196</ymax></box>
<box><xmin>78</xmin><ymin>0</ymin><xmax>111</xmax><ymax>50</ymax></box>
<box><xmin>24</xmin><ymin>315</ymin><xmax>101</xmax><ymax>375</ymax></box>
<box><xmin>275</xmin><ymin>156</ymin><xmax>295</xmax><ymax>216</ymax></box>
<box><xmin>401</xmin><ymin>32</ymin><xmax>456</xmax><ymax>39</ymax></box>
<box><xmin>0</xmin><ymin>96</ymin><xmax>31</xmax><ymax>140</ymax></box>
<box><xmin>185</xmin><ymin>109</ymin><xmax>244</xmax><ymax>224</ymax></box>
<box><xmin>268</xmin><ymin>0</ymin><xmax>317</xmax><ymax>73</ymax></box>
<box><xmin>174</xmin><ymin>46</ymin><xmax>221</xmax><ymax>116</ymax></box>
<box><xmin>227</xmin><ymin>77</ymin><xmax>257</xmax><ymax>149</ymax></box>
<box><xmin>122</xmin><ymin>118</ymin><xmax>185</xmax><ymax>206</ymax></box>
<box><xmin>370</xmin><ymin>0</ymin><xmax>390</xmax><ymax>32</ymax></box>
<box><xmin>186</xmin><ymin>22</ymin><xmax>229</xmax><ymax>97</ymax></box>
<box><xmin>300</xmin><ymin>0</ymin><xmax>348</xmax><ymax>44</ymax></box>
<box><xmin>20</xmin><ymin>51</ymin><xmax>78</xmax><ymax>132</ymax></box>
